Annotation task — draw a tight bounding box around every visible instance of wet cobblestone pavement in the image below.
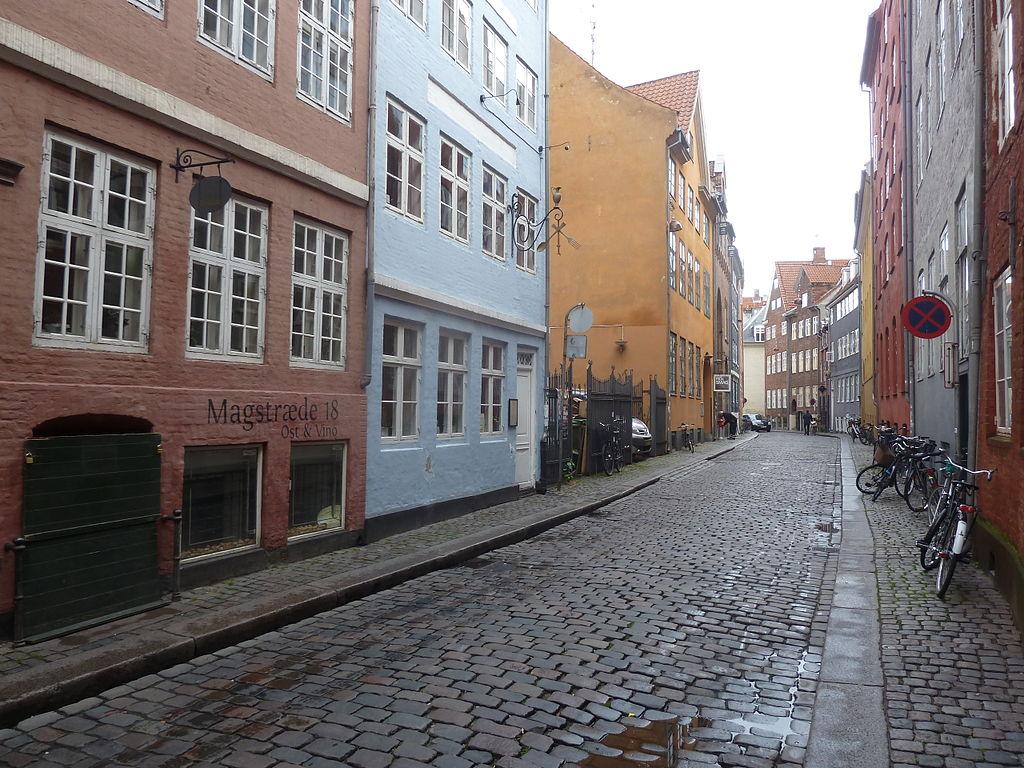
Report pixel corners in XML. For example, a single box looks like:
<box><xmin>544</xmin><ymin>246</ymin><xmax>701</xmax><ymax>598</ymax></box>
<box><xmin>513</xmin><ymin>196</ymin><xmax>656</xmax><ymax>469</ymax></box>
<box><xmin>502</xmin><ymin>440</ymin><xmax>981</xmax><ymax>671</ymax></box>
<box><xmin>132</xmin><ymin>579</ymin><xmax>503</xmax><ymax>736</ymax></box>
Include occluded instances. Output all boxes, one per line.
<box><xmin>0</xmin><ymin>443</ymin><xmax>726</xmax><ymax>679</ymax></box>
<box><xmin>851</xmin><ymin>440</ymin><xmax>1024</xmax><ymax>768</ymax></box>
<box><xmin>0</xmin><ymin>433</ymin><xmax>841</xmax><ymax>767</ymax></box>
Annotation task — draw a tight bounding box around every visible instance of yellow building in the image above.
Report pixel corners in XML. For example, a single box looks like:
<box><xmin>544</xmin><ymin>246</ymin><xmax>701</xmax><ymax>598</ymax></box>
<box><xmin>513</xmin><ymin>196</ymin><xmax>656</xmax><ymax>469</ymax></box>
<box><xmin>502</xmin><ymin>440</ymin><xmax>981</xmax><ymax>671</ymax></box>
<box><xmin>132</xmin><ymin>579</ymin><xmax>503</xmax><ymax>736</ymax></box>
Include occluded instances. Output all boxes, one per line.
<box><xmin>855</xmin><ymin>166</ymin><xmax>877</xmax><ymax>425</ymax></box>
<box><xmin>548</xmin><ymin>36</ymin><xmax>717</xmax><ymax>441</ymax></box>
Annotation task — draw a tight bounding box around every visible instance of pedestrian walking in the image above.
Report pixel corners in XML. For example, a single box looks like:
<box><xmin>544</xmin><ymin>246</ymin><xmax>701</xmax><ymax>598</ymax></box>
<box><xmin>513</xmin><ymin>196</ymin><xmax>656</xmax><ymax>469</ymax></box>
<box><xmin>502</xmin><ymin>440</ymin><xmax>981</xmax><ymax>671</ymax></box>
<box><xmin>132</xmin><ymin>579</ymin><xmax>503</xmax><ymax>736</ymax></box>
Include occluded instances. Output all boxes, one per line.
<box><xmin>803</xmin><ymin>410</ymin><xmax>813</xmax><ymax>435</ymax></box>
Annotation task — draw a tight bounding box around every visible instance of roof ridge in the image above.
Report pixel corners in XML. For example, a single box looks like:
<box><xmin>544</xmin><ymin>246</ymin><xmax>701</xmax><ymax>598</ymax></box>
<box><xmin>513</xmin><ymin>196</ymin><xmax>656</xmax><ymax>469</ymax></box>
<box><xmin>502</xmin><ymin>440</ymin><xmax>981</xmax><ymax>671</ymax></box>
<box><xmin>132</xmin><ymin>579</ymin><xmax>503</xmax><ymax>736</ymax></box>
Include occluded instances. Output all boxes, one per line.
<box><xmin>626</xmin><ymin>70</ymin><xmax>701</xmax><ymax>90</ymax></box>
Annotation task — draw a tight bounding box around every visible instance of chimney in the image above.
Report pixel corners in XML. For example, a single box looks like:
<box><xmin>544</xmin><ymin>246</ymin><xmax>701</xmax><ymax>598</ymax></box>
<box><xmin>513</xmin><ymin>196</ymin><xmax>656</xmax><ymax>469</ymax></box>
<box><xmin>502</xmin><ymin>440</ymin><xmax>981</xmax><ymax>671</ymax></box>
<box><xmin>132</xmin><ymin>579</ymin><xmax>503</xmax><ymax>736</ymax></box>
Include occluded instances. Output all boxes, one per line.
<box><xmin>812</xmin><ymin>247</ymin><xmax>826</xmax><ymax>263</ymax></box>
<box><xmin>753</xmin><ymin>288</ymin><xmax>761</xmax><ymax>301</ymax></box>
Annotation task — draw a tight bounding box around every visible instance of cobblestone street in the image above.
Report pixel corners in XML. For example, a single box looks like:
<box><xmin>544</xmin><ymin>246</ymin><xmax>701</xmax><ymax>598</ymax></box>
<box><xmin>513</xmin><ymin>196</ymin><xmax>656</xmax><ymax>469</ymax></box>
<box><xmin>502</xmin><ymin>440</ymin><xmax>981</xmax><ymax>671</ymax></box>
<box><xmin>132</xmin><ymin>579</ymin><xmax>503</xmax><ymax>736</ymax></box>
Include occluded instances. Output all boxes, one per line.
<box><xmin>0</xmin><ymin>434</ymin><xmax>1022</xmax><ymax>768</ymax></box>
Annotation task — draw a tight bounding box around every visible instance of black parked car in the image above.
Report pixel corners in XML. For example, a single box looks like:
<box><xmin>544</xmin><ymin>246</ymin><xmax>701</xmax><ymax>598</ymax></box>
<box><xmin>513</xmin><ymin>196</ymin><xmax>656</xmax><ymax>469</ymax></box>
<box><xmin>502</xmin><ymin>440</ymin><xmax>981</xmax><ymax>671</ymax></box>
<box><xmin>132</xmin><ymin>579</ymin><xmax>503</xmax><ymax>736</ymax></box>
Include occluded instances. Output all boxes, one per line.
<box><xmin>632</xmin><ymin>417</ymin><xmax>653</xmax><ymax>456</ymax></box>
<box><xmin>747</xmin><ymin>413</ymin><xmax>771</xmax><ymax>432</ymax></box>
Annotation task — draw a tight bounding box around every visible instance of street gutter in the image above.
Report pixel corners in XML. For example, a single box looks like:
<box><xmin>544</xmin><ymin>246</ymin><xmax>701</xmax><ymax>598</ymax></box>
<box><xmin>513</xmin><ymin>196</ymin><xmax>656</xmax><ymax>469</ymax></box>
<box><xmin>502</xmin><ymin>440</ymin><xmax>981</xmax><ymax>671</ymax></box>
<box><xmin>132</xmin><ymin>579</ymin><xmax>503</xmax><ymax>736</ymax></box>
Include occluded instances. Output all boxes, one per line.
<box><xmin>0</xmin><ymin>435</ymin><xmax>756</xmax><ymax>728</ymax></box>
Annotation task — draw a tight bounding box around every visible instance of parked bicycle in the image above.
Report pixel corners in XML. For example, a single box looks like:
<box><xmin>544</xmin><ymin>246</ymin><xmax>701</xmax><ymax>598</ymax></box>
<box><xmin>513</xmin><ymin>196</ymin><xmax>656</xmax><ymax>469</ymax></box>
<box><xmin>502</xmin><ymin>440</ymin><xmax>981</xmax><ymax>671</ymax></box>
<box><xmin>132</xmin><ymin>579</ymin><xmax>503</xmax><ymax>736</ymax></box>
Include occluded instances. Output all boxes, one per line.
<box><xmin>916</xmin><ymin>456</ymin><xmax>995</xmax><ymax>598</ymax></box>
<box><xmin>678</xmin><ymin>423</ymin><xmax>695</xmax><ymax>453</ymax></box>
<box><xmin>856</xmin><ymin>432</ymin><xmax>938</xmax><ymax>508</ymax></box>
<box><xmin>846</xmin><ymin>417</ymin><xmax>875</xmax><ymax>445</ymax></box>
<box><xmin>599</xmin><ymin>417</ymin><xmax>626</xmax><ymax>476</ymax></box>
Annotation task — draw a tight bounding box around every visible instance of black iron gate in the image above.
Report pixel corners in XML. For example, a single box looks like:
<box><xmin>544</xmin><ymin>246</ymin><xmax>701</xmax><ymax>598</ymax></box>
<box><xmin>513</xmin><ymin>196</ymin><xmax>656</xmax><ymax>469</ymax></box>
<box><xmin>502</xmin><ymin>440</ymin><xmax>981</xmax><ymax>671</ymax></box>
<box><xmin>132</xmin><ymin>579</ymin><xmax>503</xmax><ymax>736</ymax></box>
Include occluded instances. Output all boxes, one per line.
<box><xmin>540</xmin><ymin>370</ymin><xmax>563</xmax><ymax>489</ymax></box>
<box><xmin>9</xmin><ymin>434</ymin><xmax>167</xmax><ymax>643</ymax></box>
<box><xmin>650</xmin><ymin>377</ymin><xmax>668</xmax><ymax>455</ymax></box>
<box><xmin>586</xmin><ymin>364</ymin><xmax>635</xmax><ymax>473</ymax></box>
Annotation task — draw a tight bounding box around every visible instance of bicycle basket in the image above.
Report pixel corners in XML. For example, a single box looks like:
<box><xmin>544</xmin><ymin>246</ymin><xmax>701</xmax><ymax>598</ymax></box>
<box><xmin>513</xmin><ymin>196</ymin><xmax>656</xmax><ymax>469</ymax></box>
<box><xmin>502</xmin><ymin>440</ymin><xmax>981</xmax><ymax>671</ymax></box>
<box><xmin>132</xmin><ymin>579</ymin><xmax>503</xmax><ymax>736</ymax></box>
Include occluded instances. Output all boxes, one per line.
<box><xmin>873</xmin><ymin>444</ymin><xmax>895</xmax><ymax>466</ymax></box>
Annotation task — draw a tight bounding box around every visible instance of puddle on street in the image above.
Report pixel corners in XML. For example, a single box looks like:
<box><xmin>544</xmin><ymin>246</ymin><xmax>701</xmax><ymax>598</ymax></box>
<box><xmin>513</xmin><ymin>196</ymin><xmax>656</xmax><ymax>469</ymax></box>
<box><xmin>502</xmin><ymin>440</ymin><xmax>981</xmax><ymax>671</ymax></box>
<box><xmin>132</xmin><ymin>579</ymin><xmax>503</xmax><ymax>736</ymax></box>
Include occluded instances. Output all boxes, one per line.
<box><xmin>578</xmin><ymin>712</ymin><xmax>683</xmax><ymax>767</ymax></box>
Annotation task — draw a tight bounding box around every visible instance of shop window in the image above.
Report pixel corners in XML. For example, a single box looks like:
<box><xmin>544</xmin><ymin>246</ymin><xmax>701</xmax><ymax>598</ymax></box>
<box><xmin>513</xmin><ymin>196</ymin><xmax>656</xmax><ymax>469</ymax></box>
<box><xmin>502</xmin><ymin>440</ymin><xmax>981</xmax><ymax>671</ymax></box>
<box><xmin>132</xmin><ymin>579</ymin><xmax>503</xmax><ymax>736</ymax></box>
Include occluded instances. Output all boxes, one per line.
<box><xmin>289</xmin><ymin>442</ymin><xmax>346</xmax><ymax>537</ymax></box>
<box><xmin>182</xmin><ymin>445</ymin><xmax>260</xmax><ymax>558</ymax></box>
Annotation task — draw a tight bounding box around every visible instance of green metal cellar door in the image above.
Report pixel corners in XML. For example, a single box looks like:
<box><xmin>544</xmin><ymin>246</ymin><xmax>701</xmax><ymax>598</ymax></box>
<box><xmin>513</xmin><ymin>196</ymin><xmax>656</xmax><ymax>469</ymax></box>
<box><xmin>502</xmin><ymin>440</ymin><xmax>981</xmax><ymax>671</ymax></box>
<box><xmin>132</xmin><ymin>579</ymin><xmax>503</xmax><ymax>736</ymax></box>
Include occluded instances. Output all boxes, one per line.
<box><xmin>14</xmin><ymin>433</ymin><xmax>167</xmax><ymax>643</ymax></box>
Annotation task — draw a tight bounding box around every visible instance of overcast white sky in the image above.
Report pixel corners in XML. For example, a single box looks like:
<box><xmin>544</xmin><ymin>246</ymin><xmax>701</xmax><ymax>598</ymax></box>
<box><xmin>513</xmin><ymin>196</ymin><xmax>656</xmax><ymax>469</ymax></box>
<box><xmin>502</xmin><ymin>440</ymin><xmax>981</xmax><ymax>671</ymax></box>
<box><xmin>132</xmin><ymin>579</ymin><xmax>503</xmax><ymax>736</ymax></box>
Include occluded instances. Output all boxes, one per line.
<box><xmin>549</xmin><ymin>0</ymin><xmax>879</xmax><ymax>296</ymax></box>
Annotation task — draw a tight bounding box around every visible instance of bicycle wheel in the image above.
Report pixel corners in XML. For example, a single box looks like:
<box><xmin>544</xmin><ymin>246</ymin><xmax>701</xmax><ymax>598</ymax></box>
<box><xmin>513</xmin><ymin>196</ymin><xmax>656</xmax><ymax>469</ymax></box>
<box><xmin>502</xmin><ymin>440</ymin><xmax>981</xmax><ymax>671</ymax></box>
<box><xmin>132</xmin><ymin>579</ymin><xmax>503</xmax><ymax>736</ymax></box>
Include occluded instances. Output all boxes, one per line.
<box><xmin>856</xmin><ymin>464</ymin><xmax>888</xmax><ymax>494</ymax></box>
<box><xmin>871</xmin><ymin>465</ymin><xmax>894</xmax><ymax>502</ymax></box>
<box><xmin>614</xmin><ymin>445</ymin><xmax>623</xmax><ymax>473</ymax></box>
<box><xmin>936</xmin><ymin>513</ymin><xmax>961</xmax><ymax>599</ymax></box>
<box><xmin>894</xmin><ymin>459</ymin><xmax>913</xmax><ymax>499</ymax></box>
<box><xmin>603</xmin><ymin>448</ymin><xmax>613</xmax><ymax>476</ymax></box>
<box><xmin>920</xmin><ymin>500</ymin><xmax>956</xmax><ymax>571</ymax></box>
<box><xmin>904</xmin><ymin>471</ymin><xmax>931</xmax><ymax>514</ymax></box>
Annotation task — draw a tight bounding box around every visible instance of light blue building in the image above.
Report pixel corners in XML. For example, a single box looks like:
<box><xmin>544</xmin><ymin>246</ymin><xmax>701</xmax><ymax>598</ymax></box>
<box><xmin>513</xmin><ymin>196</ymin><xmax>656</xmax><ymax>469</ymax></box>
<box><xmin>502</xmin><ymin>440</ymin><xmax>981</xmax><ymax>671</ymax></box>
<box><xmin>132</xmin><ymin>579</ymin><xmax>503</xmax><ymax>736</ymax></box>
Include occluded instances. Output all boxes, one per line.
<box><xmin>365</xmin><ymin>0</ymin><xmax>548</xmax><ymax>536</ymax></box>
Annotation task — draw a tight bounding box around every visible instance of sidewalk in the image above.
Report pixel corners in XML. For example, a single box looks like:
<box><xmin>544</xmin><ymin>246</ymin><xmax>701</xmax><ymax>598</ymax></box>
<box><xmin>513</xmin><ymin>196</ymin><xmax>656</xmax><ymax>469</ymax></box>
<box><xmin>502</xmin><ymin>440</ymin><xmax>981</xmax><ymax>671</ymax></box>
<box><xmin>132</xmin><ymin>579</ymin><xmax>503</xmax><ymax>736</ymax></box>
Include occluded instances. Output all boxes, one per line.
<box><xmin>0</xmin><ymin>434</ymin><xmax>756</xmax><ymax>727</ymax></box>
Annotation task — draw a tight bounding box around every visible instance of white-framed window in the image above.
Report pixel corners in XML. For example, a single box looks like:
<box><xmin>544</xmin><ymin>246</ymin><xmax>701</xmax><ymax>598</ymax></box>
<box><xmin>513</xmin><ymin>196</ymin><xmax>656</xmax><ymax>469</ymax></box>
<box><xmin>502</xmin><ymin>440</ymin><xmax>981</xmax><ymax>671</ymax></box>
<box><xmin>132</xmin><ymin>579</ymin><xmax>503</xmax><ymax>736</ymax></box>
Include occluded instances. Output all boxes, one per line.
<box><xmin>483</xmin><ymin>24</ymin><xmax>508</xmax><ymax>101</ymax></box>
<box><xmin>482</xmin><ymin>166</ymin><xmax>507</xmax><ymax>259</ymax></box>
<box><xmin>516</xmin><ymin>59</ymin><xmax>538</xmax><ymax>129</ymax></box>
<box><xmin>385</xmin><ymin>100</ymin><xmax>425</xmax><ymax>221</ymax></box>
<box><xmin>515</xmin><ymin>189</ymin><xmax>537</xmax><ymax>272</ymax></box>
<box><xmin>669</xmin><ymin>160</ymin><xmax>677</xmax><ymax>199</ymax></box>
<box><xmin>936</xmin><ymin>0</ymin><xmax>947</xmax><ymax>109</ymax></box>
<box><xmin>128</xmin><ymin>0</ymin><xmax>164</xmax><ymax>16</ymax></box>
<box><xmin>392</xmin><ymin>0</ymin><xmax>425</xmax><ymax>27</ymax></box>
<box><xmin>994</xmin><ymin>268</ymin><xmax>1013</xmax><ymax>432</ymax></box>
<box><xmin>187</xmin><ymin>198</ymin><xmax>268</xmax><ymax>359</ymax></box>
<box><xmin>703</xmin><ymin>212</ymin><xmax>710</xmax><ymax>243</ymax></box>
<box><xmin>668</xmin><ymin>233</ymin><xmax>676</xmax><ymax>290</ymax></box>
<box><xmin>480</xmin><ymin>341</ymin><xmax>505</xmax><ymax>433</ymax></box>
<box><xmin>437</xmin><ymin>332</ymin><xmax>467</xmax><ymax>437</ymax></box>
<box><xmin>440</xmin><ymin>136</ymin><xmax>470</xmax><ymax>242</ymax></box>
<box><xmin>199</xmin><ymin>0</ymin><xmax>275</xmax><ymax>76</ymax></box>
<box><xmin>382</xmin><ymin>321</ymin><xmax>420</xmax><ymax>439</ymax></box>
<box><xmin>957</xmin><ymin>253</ymin><xmax>970</xmax><ymax>355</ymax></box>
<box><xmin>669</xmin><ymin>333</ymin><xmax>677</xmax><ymax>393</ymax></box>
<box><xmin>954</xmin><ymin>0</ymin><xmax>965</xmax><ymax>49</ymax></box>
<box><xmin>677</xmin><ymin>248</ymin><xmax>685</xmax><ymax>296</ymax></box>
<box><xmin>297</xmin><ymin>0</ymin><xmax>353</xmax><ymax>120</ymax></box>
<box><xmin>998</xmin><ymin>0</ymin><xmax>1016</xmax><ymax>141</ymax></box>
<box><xmin>812</xmin><ymin>347</ymin><xmax>818</xmax><ymax>370</ymax></box>
<box><xmin>441</xmin><ymin>0</ymin><xmax>471</xmax><ymax>70</ymax></box>
<box><xmin>686</xmin><ymin>186</ymin><xmax>694</xmax><ymax>221</ymax></box>
<box><xmin>35</xmin><ymin>134</ymin><xmax>155</xmax><ymax>351</ymax></box>
<box><xmin>291</xmin><ymin>219</ymin><xmax>348</xmax><ymax>367</ymax></box>
<box><xmin>694</xmin><ymin>198</ymin><xmax>702</xmax><ymax>232</ymax></box>
<box><xmin>915</xmin><ymin>92</ymin><xmax>925</xmax><ymax>182</ymax></box>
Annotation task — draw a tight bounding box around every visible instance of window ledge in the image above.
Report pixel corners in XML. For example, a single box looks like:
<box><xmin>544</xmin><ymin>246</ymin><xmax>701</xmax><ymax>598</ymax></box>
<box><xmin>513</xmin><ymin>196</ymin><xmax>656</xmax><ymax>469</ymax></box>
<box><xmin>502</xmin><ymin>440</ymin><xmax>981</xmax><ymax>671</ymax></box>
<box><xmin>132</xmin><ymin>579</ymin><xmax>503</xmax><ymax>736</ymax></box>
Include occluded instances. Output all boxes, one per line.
<box><xmin>988</xmin><ymin>433</ymin><xmax>1013</xmax><ymax>449</ymax></box>
<box><xmin>381</xmin><ymin>441</ymin><xmax>422</xmax><ymax>452</ymax></box>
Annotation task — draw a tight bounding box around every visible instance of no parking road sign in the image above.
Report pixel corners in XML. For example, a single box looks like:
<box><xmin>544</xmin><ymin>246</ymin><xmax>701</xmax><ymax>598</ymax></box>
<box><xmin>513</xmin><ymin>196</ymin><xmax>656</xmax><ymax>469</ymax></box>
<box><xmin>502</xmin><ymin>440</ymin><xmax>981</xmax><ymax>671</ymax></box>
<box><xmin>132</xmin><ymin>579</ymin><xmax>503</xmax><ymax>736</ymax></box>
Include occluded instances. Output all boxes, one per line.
<box><xmin>902</xmin><ymin>295</ymin><xmax>953</xmax><ymax>339</ymax></box>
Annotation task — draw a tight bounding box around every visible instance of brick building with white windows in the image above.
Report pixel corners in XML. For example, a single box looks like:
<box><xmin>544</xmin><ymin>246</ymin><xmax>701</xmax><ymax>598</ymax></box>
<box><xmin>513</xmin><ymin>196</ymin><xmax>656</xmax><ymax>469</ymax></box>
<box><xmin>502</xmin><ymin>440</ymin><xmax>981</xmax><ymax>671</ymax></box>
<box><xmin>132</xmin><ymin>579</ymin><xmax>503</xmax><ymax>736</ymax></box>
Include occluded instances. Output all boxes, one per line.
<box><xmin>0</xmin><ymin>1</ymin><xmax>369</xmax><ymax>641</ymax></box>
<box><xmin>763</xmin><ymin>249</ymin><xmax>849</xmax><ymax>430</ymax></box>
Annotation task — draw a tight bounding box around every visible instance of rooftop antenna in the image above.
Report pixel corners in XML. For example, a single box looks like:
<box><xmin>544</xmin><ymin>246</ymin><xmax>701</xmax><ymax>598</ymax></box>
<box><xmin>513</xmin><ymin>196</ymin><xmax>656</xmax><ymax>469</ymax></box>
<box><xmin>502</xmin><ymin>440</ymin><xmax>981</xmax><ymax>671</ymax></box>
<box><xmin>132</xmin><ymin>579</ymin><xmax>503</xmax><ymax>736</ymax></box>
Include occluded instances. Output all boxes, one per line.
<box><xmin>590</xmin><ymin>0</ymin><xmax>596</xmax><ymax>65</ymax></box>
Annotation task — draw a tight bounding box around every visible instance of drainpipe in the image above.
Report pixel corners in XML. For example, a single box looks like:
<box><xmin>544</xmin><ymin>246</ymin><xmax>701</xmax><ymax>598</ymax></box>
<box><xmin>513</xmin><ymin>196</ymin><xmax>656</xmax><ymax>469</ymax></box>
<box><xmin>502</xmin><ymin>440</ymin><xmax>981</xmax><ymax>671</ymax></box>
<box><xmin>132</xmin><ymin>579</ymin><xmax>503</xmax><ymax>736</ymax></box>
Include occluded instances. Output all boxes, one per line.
<box><xmin>360</xmin><ymin>0</ymin><xmax>381</xmax><ymax>390</ymax></box>
<box><xmin>968</xmin><ymin>0</ymin><xmax>987</xmax><ymax>470</ymax></box>
<box><xmin>903</xmin><ymin>0</ymin><xmax>916</xmax><ymax>432</ymax></box>
<box><xmin>544</xmin><ymin>0</ymin><xmax>551</xmax><ymax>377</ymax></box>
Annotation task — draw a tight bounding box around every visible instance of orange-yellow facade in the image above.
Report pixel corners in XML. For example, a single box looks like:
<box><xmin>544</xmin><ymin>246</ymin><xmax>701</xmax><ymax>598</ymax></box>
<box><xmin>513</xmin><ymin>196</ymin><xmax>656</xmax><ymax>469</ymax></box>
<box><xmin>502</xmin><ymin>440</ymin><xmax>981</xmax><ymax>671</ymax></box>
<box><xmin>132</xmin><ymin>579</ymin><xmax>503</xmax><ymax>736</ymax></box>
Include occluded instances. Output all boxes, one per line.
<box><xmin>548</xmin><ymin>35</ymin><xmax>716</xmax><ymax>440</ymax></box>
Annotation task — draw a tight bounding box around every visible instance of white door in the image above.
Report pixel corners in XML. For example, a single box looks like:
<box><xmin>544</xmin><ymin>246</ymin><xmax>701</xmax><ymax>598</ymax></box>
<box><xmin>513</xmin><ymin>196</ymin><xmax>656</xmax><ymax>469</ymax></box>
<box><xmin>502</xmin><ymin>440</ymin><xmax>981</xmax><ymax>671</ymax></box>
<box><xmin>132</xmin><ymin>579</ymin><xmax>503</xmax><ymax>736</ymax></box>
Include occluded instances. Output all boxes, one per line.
<box><xmin>515</xmin><ymin>352</ymin><xmax>536</xmax><ymax>487</ymax></box>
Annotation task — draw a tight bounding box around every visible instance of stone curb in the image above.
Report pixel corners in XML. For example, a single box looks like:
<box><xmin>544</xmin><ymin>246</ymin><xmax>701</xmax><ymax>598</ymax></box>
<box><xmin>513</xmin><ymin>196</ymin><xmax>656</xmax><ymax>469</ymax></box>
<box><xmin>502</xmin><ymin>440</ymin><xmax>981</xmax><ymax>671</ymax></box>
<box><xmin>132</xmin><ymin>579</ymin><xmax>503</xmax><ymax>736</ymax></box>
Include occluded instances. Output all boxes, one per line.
<box><xmin>0</xmin><ymin>435</ymin><xmax>755</xmax><ymax>727</ymax></box>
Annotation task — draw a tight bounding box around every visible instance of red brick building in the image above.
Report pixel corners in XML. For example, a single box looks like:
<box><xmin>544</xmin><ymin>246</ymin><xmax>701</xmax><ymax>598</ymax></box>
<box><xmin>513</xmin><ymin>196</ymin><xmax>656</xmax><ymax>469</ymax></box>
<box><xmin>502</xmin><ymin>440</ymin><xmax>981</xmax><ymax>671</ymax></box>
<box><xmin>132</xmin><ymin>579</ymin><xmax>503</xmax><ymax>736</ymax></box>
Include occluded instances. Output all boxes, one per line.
<box><xmin>0</xmin><ymin>2</ymin><xmax>369</xmax><ymax>641</ymax></box>
<box><xmin>763</xmin><ymin>249</ymin><xmax>848</xmax><ymax>430</ymax></box>
<box><xmin>862</xmin><ymin>0</ymin><xmax>911</xmax><ymax>431</ymax></box>
<box><xmin>976</xmin><ymin>0</ymin><xmax>1024</xmax><ymax>625</ymax></box>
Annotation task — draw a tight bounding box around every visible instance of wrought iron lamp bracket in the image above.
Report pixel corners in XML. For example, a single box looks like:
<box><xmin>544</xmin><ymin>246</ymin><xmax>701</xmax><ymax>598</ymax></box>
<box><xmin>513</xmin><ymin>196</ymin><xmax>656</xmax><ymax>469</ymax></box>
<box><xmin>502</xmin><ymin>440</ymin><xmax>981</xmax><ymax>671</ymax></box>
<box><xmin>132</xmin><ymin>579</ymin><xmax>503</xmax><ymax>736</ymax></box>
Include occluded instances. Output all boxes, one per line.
<box><xmin>169</xmin><ymin>148</ymin><xmax>235</xmax><ymax>183</ymax></box>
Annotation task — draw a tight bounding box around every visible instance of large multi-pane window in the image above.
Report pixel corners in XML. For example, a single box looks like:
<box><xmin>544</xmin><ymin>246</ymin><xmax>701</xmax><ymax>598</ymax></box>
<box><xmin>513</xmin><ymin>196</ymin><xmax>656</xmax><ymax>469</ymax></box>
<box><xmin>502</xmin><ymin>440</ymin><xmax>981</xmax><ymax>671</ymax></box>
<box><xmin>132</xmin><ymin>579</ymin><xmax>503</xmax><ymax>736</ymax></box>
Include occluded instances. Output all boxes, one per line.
<box><xmin>392</xmin><ymin>0</ymin><xmax>424</xmax><ymax>26</ymax></box>
<box><xmin>669</xmin><ymin>333</ymin><xmax>677</xmax><ymax>393</ymax></box>
<box><xmin>688</xmin><ymin>341</ymin><xmax>696</xmax><ymax>397</ymax></box>
<box><xmin>128</xmin><ymin>0</ymin><xmax>163</xmax><ymax>15</ymax></box>
<box><xmin>441</xmin><ymin>0</ymin><xmax>472</xmax><ymax>70</ymax></box>
<box><xmin>385</xmin><ymin>101</ymin><xmax>425</xmax><ymax>220</ymax></box>
<box><xmin>298</xmin><ymin>0</ymin><xmax>353</xmax><ymax>119</ymax></box>
<box><xmin>289</xmin><ymin>443</ymin><xmax>345</xmax><ymax>536</ymax></box>
<box><xmin>994</xmin><ymin>269</ymin><xmax>1013</xmax><ymax>432</ymax></box>
<box><xmin>680</xmin><ymin>336</ymin><xmax>688</xmax><ymax>395</ymax></box>
<box><xmin>482</xmin><ymin>166</ymin><xmax>507</xmax><ymax>258</ymax></box>
<box><xmin>188</xmin><ymin>198</ymin><xmax>267</xmax><ymax>358</ymax></box>
<box><xmin>437</xmin><ymin>333</ymin><xmax>467</xmax><ymax>437</ymax></box>
<box><xmin>382</xmin><ymin>321</ymin><xmax>420</xmax><ymax>438</ymax></box>
<box><xmin>998</xmin><ymin>0</ymin><xmax>1016</xmax><ymax>141</ymax></box>
<box><xmin>703</xmin><ymin>270</ymin><xmax>711</xmax><ymax>318</ymax></box>
<box><xmin>516</xmin><ymin>60</ymin><xmax>538</xmax><ymax>129</ymax></box>
<box><xmin>695</xmin><ymin>261</ymin><xmax>702</xmax><ymax>311</ymax></box>
<box><xmin>182</xmin><ymin>445</ymin><xmax>260</xmax><ymax>558</ymax></box>
<box><xmin>36</xmin><ymin>134</ymin><xmax>154</xmax><ymax>350</ymax></box>
<box><xmin>695</xmin><ymin>345</ymin><xmax>703</xmax><ymax>398</ymax></box>
<box><xmin>668</xmin><ymin>234</ymin><xmax>676</xmax><ymax>290</ymax></box>
<box><xmin>199</xmin><ymin>0</ymin><xmax>275</xmax><ymax>75</ymax></box>
<box><xmin>440</xmin><ymin>137</ymin><xmax>470</xmax><ymax>241</ymax></box>
<box><xmin>483</xmin><ymin>24</ymin><xmax>508</xmax><ymax>101</ymax></box>
<box><xmin>936</xmin><ymin>0</ymin><xmax>947</xmax><ymax>109</ymax></box>
<box><xmin>480</xmin><ymin>342</ymin><xmax>504</xmax><ymax>434</ymax></box>
<box><xmin>957</xmin><ymin>253</ymin><xmax>970</xmax><ymax>355</ymax></box>
<box><xmin>515</xmin><ymin>190</ymin><xmax>537</xmax><ymax>272</ymax></box>
<box><xmin>291</xmin><ymin>220</ymin><xmax>348</xmax><ymax>366</ymax></box>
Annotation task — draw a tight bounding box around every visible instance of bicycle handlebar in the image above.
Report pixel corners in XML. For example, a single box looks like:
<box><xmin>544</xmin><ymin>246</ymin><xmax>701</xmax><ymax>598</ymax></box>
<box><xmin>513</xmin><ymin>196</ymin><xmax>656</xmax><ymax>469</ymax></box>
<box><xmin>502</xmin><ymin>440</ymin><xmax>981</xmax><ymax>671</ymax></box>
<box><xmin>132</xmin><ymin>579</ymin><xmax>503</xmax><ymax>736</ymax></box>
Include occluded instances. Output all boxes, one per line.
<box><xmin>945</xmin><ymin>458</ymin><xmax>996</xmax><ymax>481</ymax></box>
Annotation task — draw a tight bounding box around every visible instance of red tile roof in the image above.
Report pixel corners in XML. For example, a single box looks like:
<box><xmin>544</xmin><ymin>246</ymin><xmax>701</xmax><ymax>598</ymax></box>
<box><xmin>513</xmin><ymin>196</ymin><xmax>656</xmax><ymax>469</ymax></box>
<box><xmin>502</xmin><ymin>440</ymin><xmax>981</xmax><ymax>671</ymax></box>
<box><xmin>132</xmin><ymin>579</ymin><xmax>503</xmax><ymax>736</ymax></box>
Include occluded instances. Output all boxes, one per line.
<box><xmin>773</xmin><ymin>259</ymin><xmax>850</xmax><ymax>310</ymax></box>
<box><xmin>626</xmin><ymin>71</ymin><xmax>700</xmax><ymax>130</ymax></box>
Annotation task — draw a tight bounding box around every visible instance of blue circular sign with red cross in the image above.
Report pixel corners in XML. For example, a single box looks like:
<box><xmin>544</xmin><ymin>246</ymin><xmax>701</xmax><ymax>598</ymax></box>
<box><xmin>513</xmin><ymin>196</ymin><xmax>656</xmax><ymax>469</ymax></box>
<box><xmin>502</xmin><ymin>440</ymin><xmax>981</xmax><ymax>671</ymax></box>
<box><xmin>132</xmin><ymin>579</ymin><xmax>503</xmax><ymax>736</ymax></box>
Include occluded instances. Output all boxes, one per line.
<box><xmin>902</xmin><ymin>295</ymin><xmax>953</xmax><ymax>339</ymax></box>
